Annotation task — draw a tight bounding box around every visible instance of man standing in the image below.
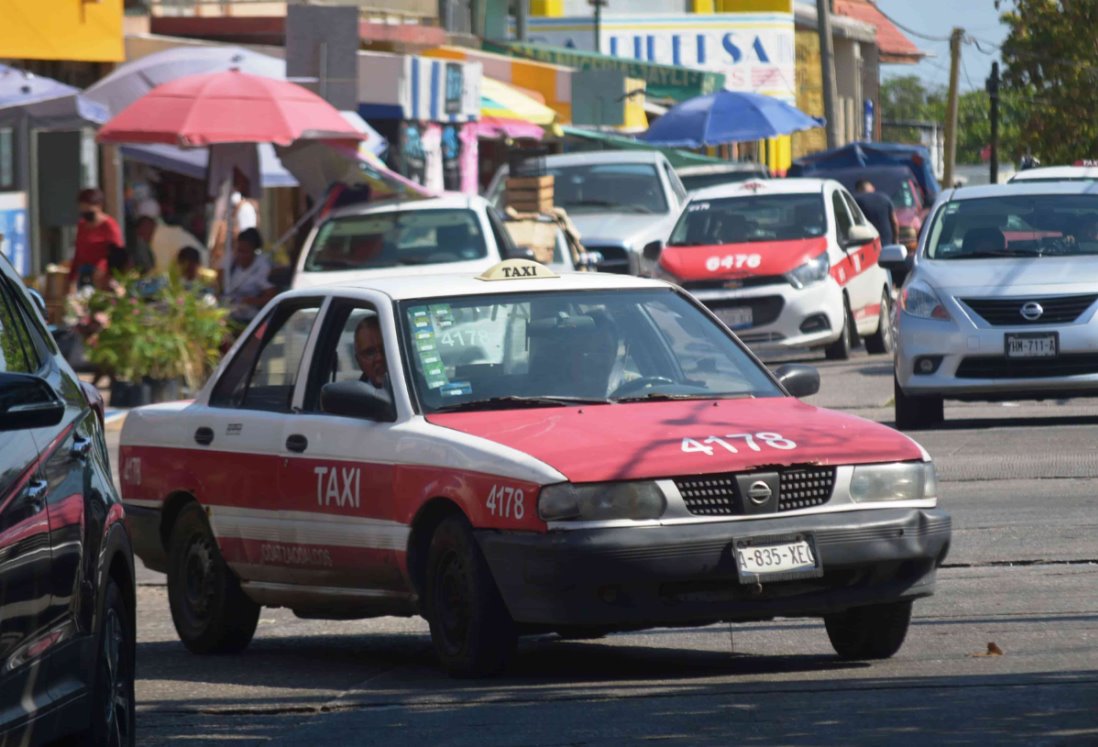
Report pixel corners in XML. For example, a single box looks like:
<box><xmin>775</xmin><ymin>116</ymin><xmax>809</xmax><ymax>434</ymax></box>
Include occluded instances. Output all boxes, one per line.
<box><xmin>854</xmin><ymin>179</ymin><xmax>899</xmax><ymax>247</ymax></box>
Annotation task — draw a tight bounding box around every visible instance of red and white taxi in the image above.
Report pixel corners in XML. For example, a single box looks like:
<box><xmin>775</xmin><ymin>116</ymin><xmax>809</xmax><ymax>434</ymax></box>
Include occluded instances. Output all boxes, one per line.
<box><xmin>120</xmin><ymin>260</ymin><xmax>949</xmax><ymax>677</ymax></box>
<box><xmin>653</xmin><ymin>178</ymin><xmax>893</xmax><ymax>359</ymax></box>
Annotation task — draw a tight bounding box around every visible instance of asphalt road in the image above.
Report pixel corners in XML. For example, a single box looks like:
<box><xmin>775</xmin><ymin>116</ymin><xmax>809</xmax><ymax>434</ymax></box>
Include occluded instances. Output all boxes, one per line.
<box><xmin>109</xmin><ymin>347</ymin><xmax>1098</xmax><ymax>746</ymax></box>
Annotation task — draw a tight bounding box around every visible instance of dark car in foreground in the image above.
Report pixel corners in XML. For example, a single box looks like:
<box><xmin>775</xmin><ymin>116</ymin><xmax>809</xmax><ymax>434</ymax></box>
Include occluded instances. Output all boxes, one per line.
<box><xmin>0</xmin><ymin>254</ymin><xmax>135</xmax><ymax>745</ymax></box>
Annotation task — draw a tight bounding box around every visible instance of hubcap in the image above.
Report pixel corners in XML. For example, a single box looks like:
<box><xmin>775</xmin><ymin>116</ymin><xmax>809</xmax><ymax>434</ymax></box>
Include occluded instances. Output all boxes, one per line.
<box><xmin>435</xmin><ymin>550</ymin><xmax>470</xmax><ymax>652</ymax></box>
<box><xmin>183</xmin><ymin>535</ymin><xmax>216</xmax><ymax>622</ymax></box>
<box><xmin>101</xmin><ymin>607</ymin><xmax>132</xmax><ymax>746</ymax></box>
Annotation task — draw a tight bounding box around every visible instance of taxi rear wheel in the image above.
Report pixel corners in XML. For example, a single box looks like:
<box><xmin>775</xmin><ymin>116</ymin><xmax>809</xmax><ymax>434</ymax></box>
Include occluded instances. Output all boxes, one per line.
<box><xmin>167</xmin><ymin>503</ymin><xmax>260</xmax><ymax>654</ymax></box>
<box><xmin>824</xmin><ymin>600</ymin><xmax>912</xmax><ymax>660</ymax></box>
<box><xmin>425</xmin><ymin>515</ymin><xmax>516</xmax><ymax>677</ymax></box>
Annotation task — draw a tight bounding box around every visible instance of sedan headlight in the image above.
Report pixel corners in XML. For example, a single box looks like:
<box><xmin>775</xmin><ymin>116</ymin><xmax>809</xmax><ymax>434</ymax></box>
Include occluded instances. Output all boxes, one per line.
<box><xmin>538</xmin><ymin>481</ymin><xmax>666</xmax><ymax>521</ymax></box>
<box><xmin>900</xmin><ymin>279</ymin><xmax>951</xmax><ymax>320</ymax></box>
<box><xmin>787</xmin><ymin>254</ymin><xmax>830</xmax><ymax>289</ymax></box>
<box><xmin>850</xmin><ymin>462</ymin><xmax>937</xmax><ymax>503</ymax></box>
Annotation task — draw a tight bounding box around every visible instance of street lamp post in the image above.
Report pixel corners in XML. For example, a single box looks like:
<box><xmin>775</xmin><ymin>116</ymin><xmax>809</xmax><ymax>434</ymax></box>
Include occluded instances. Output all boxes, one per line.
<box><xmin>589</xmin><ymin>0</ymin><xmax>608</xmax><ymax>54</ymax></box>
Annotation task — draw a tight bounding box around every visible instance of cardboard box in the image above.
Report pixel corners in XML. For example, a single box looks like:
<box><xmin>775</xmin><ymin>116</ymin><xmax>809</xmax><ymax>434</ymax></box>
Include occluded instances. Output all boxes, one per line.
<box><xmin>504</xmin><ymin>220</ymin><xmax>557</xmax><ymax>264</ymax></box>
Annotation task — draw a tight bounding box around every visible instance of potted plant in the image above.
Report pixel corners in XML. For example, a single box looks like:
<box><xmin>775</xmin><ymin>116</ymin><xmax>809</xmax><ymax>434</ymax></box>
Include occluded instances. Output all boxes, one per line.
<box><xmin>84</xmin><ymin>270</ymin><xmax>229</xmax><ymax>407</ymax></box>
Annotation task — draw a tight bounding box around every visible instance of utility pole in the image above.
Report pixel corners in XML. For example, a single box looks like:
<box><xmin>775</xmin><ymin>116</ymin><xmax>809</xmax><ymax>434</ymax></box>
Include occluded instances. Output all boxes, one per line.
<box><xmin>816</xmin><ymin>0</ymin><xmax>840</xmax><ymax>148</ymax></box>
<box><xmin>942</xmin><ymin>27</ymin><xmax>964</xmax><ymax>189</ymax></box>
<box><xmin>590</xmin><ymin>0</ymin><xmax>607</xmax><ymax>54</ymax></box>
<box><xmin>516</xmin><ymin>0</ymin><xmax>528</xmax><ymax>42</ymax></box>
<box><xmin>986</xmin><ymin>61</ymin><xmax>1000</xmax><ymax>184</ymax></box>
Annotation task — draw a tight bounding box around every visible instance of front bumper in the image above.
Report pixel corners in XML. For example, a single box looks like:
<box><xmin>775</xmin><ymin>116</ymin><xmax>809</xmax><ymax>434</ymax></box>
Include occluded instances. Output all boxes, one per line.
<box><xmin>477</xmin><ymin>507</ymin><xmax>950</xmax><ymax>629</ymax></box>
<box><xmin>896</xmin><ymin>308</ymin><xmax>1098</xmax><ymax>398</ymax></box>
<box><xmin>689</xmin><ymin>280</ymin><xmax>845</xmax><ymax>350</ymax></box>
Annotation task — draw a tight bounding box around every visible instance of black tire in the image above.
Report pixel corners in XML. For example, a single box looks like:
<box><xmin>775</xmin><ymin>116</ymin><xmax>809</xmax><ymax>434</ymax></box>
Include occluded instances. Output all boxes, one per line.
<box><xmin>167</xmin><ymin>503</ymin><xmax>259</xmax><ymax>654</ymax></box>
<box><xmin>425</xmin><ymin>515</ymin><xmax>516</xmax><ymax>677</ymax></box>
<box><xmin>88</xmin><ymin>579</ymin><xmax>135</xmax><ymax>747</ymax></box>
<box><xmin>824</xmin><ymin>600</ymin><xmax>913</xmax><ymax>660</ymax></box>
<box><xmin>824</xmin><ymin>296</ymin><xmax>855</xmax><ymax>360</ymax></box>
<box><xmin>865</xmin><ymin>289</ymin><xmax>894</xmax><ymax>355</ymax></box>
<box><xmin>894</xmin><ymin>375</ymin><xmax>944</xmax><ymax>430</ymax></box>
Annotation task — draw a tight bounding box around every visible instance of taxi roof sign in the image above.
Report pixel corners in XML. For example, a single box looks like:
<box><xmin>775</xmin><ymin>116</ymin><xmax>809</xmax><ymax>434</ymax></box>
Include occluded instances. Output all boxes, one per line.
<box><xmin>476</xmin><ymin>259</ymin><xmax>558</xmax><ymax>281</ymax></box>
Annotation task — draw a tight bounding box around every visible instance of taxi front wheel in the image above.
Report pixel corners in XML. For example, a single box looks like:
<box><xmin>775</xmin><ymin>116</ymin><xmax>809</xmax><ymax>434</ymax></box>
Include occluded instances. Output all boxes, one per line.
<box><xmin>167</xmin><ymin>503</ymin><xmax>260</xmax><ymax>654</ymax></box>
<box><xmin>426</xmin><ymin>515</ymin><xmax>517</xmax><ymax>677</ymax></box>
<box><xmin>823</xmin><ymin>600</ymin><xmax>912</xmax><ymax>660</ymax></box>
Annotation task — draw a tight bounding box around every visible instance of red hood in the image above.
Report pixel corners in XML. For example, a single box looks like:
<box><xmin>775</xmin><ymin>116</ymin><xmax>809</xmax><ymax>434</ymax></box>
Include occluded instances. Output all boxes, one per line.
<box><xmin>427</xmin><ymin>398</ymin><xmax>922</xmax><ymax>483</ymax></box>
<box><xmin>660</xmin><ymin>237</ymin><xmax>828</xmax><ymax>281</ymax></box>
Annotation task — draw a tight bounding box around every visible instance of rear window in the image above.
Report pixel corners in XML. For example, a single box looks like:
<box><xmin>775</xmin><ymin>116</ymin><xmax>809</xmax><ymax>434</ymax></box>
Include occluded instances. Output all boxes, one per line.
<box><xmin>680</xmin><ymin>170</ymin><xmax>768</xmax><ymax>192</ymax></box>
<box><xmin>303</xmin><ymin>208</ymin><xmax>487</xmax><ymax>272</ymax></box>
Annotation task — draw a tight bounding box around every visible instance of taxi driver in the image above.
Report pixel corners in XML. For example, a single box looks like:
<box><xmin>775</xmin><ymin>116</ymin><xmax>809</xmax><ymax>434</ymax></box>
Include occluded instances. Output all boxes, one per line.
<box><xmin>354</xmin><ymin>316</ymin><xmax>391</xmax><ymax>402</ymax></box>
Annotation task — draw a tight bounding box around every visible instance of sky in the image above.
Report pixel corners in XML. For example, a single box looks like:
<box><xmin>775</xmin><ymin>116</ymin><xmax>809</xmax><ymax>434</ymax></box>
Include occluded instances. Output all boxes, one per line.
<box><xmin>872</xmin><ymin>0</ymin><xmax>1009</xmax><ymax>92</ymax></box>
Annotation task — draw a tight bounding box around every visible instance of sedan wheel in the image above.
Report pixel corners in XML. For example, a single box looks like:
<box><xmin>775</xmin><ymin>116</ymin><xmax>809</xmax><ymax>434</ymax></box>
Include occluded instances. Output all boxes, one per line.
<box><xmin>90</xmin><ymin>580</ymin><xmax>135</xmax><ymax>747</ymax></box>
<box><xmin>894</xmin><ymin>375</ymin><xmax>944</xmax><ymax>430</ymax></box>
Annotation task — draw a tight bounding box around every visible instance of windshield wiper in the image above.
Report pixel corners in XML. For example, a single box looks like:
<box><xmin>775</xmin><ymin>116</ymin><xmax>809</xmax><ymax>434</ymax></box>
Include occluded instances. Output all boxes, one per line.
<box><xmin>432</xmin><ymin>395</ymin><xmax>610</xmax><ymax>413</ymax></box>
<box><xmin>614</xmin><ymin>392</ymin><xmax>755</xmax><ymax>403</ymax></box>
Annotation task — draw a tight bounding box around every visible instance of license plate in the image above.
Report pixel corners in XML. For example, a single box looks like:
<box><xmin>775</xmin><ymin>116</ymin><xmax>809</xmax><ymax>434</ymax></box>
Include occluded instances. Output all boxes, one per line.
<box><xmin>1005</xmin><ymin>332</ymin><xmax>1058</xmax><ymax>358</ymax></box>
<box><xmin>734</xmin><ymin>533</ymin><xmax>822</xmax><ymax>582</ymax></box>
<box><xmin>717</xmin><ymin>306</ymin><xmax>753</xmax><ymax>329</ymax></box>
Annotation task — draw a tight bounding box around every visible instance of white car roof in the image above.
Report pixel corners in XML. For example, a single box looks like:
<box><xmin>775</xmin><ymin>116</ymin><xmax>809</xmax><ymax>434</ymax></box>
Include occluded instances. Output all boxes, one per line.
<box><xmin>540</xmin><ymin>151</ymin><xmax>668</xmax><ymax>167</ymax></box>
<box><xmin>1009</xmin><ymin>165</ymin><xmax>1098</xmax><ymax>182</ymax></box>
<box><xmin>324</xmin><ymin>192</ymin><xmax>485</xmax><ymax>221</ymax></box>
<box><xmin>940</xmin><ymin>180</ymin><xmax>1098</xmax><ymax>201</ymax></box>
<box><xmin>282</xmin><ymin>265</ymin><xmax>666</xmax><ymax>303</ymax></box>
<box><xmin>689</xmin><ymin>177</ymin><xmax>832</xmax><ymax>201</ymax></box>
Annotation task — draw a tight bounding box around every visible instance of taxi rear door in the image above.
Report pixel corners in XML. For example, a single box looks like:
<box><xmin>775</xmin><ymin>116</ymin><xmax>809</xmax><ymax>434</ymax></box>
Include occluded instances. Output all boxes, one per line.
<box><xmin>277</xmin><ymin>295</ymin><xmax>410</xmax><ymax>599</ymax></box>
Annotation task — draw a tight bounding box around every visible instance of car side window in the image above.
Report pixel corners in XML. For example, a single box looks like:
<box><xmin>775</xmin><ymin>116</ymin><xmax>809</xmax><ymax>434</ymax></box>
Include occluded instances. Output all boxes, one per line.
<box><xmin>663</xmin><ymin>162</ymin><xmax>687</xmax><ymax>205</ymax></box>
<box><xmin>302</xmin><ymin>302</ymin><xmax>388</xmax><ymax>414</ymax></box>
<box><xmin>841</xmin><ymin>190</ymin><xmax>868</xmax><ymax>226</ymax></box>
<box><xmin>0</xmin><ymin>278</ymin><xmax>38</xmax><ymax>374</ymax></box>
<box><xmin>209</xmin><ymin>300</ymin><xmax>323</xmax><ymax>412</ymax></box>
<box><xmin>831</xmin><ymin>190</ymin><xmax>853</xmax><ymax>239</ymax></box>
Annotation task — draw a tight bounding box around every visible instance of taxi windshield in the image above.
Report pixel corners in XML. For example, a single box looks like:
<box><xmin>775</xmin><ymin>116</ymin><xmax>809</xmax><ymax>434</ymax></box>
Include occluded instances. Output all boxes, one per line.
<box><xmin>398</xmin><ymin>288</ymin><xmax>782</xmax><ymax>414</ymax></box>
<box><xmin>303</xmin><ymin>208</ymin><xmax>488</xmax><ymax>272</ymax></box>
<box><xmin>669</xmin><ymin>194</ymin><xmax>827</xmax><ymax>246</ymax></box>
<box><xmin>925</xmin><ymin>195</ymin><xmax>1098</xmax><ymax>259</ymax></box>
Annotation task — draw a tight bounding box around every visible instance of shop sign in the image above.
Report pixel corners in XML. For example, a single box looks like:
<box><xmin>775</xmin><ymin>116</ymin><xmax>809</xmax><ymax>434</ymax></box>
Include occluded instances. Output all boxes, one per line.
<box><xmin>526</xmin><ymin>13</ymin><xmax>796</xmax><ymax>104</ymax></box>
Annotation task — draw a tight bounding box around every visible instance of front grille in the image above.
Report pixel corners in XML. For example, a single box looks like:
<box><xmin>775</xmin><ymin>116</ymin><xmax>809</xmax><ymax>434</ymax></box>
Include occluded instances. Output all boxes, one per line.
<box><xmin>681</xmin><ymin>276</ymin><xmax>789</xmax><ymax>291</ymax></box>
<box><xmin>704</xmin><ymin>296</ymin><xmax>784</xmax><ymax>327</ymax></box>
<box><xmin>956</xmin><ymin>354</ymin><xmax>1098</xmax><ymax>379</ymax></box>
<box><xmin>961</xmin><ymin>294</ymin><xmax>1098</xmax><ymax>326</ymax></box>
<box><xmin>738</xmin><ymin>332</ymin><xmax>786</xmax><ymax>345</ymax></box>
<box><xmin>584</xmin><ymin>245</ymin><xmax>631</xmax><ymax>274</ymax></box>
<box><xmin>674</xmin><ymin>467</ymin><xmax>836</xmax><ymax>516</ymax></box>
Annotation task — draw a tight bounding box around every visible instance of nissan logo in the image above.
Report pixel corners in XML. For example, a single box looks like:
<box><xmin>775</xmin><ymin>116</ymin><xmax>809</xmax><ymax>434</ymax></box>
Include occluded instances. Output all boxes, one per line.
<box><xmin>747</xmin><ymin>481</ymin><xmax>773</xmax><ymax>505</ymax></box>
<box><xmin>1020</xmin><ymin>301</ymin><xmax>1044</xmax><ymax>321</ymax></box>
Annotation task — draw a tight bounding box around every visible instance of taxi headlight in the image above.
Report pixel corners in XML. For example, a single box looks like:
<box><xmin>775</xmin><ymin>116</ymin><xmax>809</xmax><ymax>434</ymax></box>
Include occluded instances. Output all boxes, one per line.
<box><xmin>538</xmin><ymin>482</ymin><xmax>666</xmax><ymax>521</ymax></box>
<box><xmin>787</xmin><ymin>254</ymin><xmax>830</xmax><ymax>289</ymax></box>
<box><xmin>850</xmin><ymin>462</ymin><xmax>937</xmax><ymax>503</ymax></box>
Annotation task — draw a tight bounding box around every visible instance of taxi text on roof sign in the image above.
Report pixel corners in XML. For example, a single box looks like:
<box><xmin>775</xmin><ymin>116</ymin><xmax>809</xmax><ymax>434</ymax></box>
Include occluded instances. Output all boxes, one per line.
<box><xmin>477</xmin><ymin>259</ymin><xmax>559</xmax><ymax>281</ymax></box>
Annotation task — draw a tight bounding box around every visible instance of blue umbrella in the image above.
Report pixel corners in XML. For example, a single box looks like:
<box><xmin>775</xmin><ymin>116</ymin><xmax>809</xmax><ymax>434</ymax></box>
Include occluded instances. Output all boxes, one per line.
<box><xmin>0</xmin><ymin>64</ymin><xmax>108</xmax><ymax>127</ymax></box>
<box><xmin>640</xmin><ymin>90</ymin><xmax>822</xmax><ymax>148</ymax></box>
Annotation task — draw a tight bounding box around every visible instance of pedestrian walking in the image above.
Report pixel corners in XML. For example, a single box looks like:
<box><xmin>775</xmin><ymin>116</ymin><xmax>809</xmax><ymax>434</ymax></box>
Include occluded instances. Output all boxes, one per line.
<box><xmin>854</xmin><ymin>179</ymin><xmax>899</xmax><ymax>247</ymax></box>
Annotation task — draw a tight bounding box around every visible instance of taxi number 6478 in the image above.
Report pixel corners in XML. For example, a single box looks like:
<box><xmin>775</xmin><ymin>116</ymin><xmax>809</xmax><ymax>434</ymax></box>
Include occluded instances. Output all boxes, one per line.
<box><xmin>486</xmin><ymin>484</ymin><xmax>526</xmax><ymax>519</ymax></box>
<box><xmin>682</xmin><ymin>433</ymin><xmax>797</xmax><ymax>456</ymax></box>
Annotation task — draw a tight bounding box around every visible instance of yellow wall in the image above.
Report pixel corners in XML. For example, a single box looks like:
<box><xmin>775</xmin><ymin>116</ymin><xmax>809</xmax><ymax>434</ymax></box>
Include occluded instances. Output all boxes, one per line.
<box><xmin>530</xmin><ymin>0</ymin><xmax>564</xmax><ymax>17</ymax></box>
<box><xmin>0</xmin><ymin>0</ymin><xmax>124</xmax><ymax>62</ymax></box>
<box><xmin>715</xmin><ymin>0</ymin><xmax>793</xmax><ymax>11</ymax></box>
<box><xmin>792</xmin><ymin>29</ymin><xmax>827</xmax><ymax>160</ymax></box>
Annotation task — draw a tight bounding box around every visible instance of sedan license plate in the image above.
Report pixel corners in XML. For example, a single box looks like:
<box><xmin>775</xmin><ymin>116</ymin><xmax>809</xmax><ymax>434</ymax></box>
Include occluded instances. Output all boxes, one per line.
<box><xmin>734</xmin><ymin>534</ymin><xmax>822</xmax><ymax>583</ymax></box>
<box><xmin>1005</xmin><ymin>332</ymin><xmax>1058</xmax><ymax>358</ymax></box>
<box><xmin>717</xmin><ymin>306</ymin><xmax>753</xmax><ymax>330</ymax></box>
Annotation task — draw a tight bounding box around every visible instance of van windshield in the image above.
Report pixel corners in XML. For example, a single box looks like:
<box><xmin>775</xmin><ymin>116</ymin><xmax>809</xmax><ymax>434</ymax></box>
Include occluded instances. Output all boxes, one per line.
<box><xmin>303</xmin><ymin>209</ymin><xmax>488</xmax><ymax>272</ymax></box>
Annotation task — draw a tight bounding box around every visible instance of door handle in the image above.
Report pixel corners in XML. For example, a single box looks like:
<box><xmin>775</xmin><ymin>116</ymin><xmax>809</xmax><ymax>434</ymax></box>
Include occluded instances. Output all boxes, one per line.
<box><xmin>285</xmin><ymin>434</ymin><xmax>308</xmax><ymax>453</ymax></box>
<box><xmin>194</xmin><ymin>427</ymin><xmax>214</xmax><ymax>446</ymax></box>
<box><xmin>71</xmin><ymin>437</ymin><xmax>92</xmax><ymax>460</ymax></box>
<box><xmin>23</xmin><ymin>480</ymin><xmax>47</xmax><ymax>512</ymax></box>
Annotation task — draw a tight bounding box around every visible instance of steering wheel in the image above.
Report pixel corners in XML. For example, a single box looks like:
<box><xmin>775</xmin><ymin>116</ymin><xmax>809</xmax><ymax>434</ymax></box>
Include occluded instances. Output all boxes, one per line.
<box><xmin>610</xmin><ymin>376</ymin><xmax>676</xmax><ymax>398</ymax></box>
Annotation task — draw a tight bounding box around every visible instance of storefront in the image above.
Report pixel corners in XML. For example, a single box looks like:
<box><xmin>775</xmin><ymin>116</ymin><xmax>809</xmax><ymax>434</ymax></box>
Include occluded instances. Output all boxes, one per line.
<box><xmin>357</xmin><ymin>52</ymin><xmax>481</xmax><ymax>195</ymax></box>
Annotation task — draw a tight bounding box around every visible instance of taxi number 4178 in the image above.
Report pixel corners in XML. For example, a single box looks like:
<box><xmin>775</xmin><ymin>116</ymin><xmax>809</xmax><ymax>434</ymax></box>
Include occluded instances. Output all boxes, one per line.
<box><xmin>682</xmin><ymin>433</ymin><xmax>797</xmax><ymax>456</ymax></box>
<box><xmin>486</xmin><ymin>484</ymin><xmax>526</xmax><ymax>519</ymax></box>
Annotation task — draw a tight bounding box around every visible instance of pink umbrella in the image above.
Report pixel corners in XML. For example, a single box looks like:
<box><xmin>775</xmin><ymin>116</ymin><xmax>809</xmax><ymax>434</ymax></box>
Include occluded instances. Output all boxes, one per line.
<box><xmin>96</xmin><ymin>69</ymin><xmax>362</xmax><ymax>147</ymax></box>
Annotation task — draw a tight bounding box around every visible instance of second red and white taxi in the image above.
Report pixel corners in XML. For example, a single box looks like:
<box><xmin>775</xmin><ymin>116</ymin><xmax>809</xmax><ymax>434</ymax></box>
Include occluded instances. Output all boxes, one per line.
<box><xmin>652</xmin><ymin>178</ymin><xmax>894</xmax><ymax>359</ymax></box>
<box><xmin>120</xmin><ymin>260</ymin><xmax>949</xmax><ymax>677</ymax></box>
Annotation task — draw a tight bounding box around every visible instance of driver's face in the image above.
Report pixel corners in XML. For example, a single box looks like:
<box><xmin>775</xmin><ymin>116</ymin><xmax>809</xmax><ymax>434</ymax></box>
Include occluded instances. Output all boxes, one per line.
<box><xmin>354</xmin><ymin>324</ymin><xmax>387</xmax><ymax>388</ymax></box>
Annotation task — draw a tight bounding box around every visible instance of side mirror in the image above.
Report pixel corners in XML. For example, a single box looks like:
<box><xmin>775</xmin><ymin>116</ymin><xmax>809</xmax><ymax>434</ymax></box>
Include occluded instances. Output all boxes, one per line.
<box><xmin>320</xmin><ymin>381</ymin><xmax>396</xmax><ymax>422</ymax></box>
<box><xmin>0</xmin><ymin>373</ymin><xmax>66</xmax><ymax>430</ymax></box>
<box><xmin>773</xmin><ymin>364</ymin><xmax>820</xmax><ymax>398</ymax></box>
<box><xmin>642</xmin><ymin>240</ymin><xmax>663</xmax><ymax>263</ymax></box>
<box><xmin>844</xmin><ymin>224</ymin><xmax>878</xmax><ymax>248</ymax></box>
<box><xmin>878</xmin><ymin>243</ymin><xmax>909</xmax><ymax>269</ymax></box>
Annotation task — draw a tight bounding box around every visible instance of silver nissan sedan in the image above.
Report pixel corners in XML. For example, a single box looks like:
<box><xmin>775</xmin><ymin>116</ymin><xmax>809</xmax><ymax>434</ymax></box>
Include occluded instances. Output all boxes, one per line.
<box><xmin>891</xmin><ymin>181</ymin><xmax>1098</xmax><ymax>429</ymax></box>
